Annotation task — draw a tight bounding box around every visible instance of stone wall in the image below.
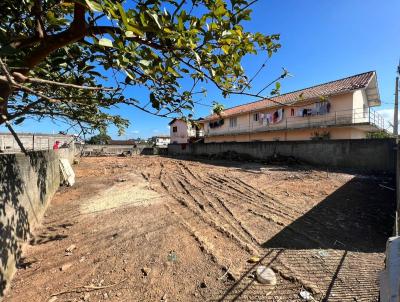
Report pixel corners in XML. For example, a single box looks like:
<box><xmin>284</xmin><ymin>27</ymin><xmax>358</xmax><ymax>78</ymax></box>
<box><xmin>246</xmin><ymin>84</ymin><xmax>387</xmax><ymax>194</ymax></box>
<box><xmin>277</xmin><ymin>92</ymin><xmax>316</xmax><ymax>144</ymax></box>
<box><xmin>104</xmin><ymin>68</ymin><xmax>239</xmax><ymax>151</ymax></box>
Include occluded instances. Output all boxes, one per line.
<box><xmin>168</xmin><ymin>139</ymin><xmax>396</xmax><ymax>173</ymax></box>
<box><xmin>0</xmin><ymin>147</ymin><xmax>74</xmax><ymax>297</ymax></box>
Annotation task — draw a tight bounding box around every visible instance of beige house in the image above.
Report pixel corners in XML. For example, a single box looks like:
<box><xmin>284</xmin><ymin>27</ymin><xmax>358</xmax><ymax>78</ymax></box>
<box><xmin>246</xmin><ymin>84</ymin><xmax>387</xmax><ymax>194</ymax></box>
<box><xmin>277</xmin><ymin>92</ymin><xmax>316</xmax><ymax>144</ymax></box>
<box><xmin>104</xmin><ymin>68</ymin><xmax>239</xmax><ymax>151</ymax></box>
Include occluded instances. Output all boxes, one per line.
<box><xmin>152</xmin><ymin>135</ymin><xmax>170</xmax><ymax>146</ymax></box>
<box><xmin>203</xmin><ymin>71</ymin><xmax>386</xmax><ymax>143</ymax></box>
<box><xmin>169</xmin><ymin>118</ymin><xmax>204</xmax><ymax>144</ymax></box>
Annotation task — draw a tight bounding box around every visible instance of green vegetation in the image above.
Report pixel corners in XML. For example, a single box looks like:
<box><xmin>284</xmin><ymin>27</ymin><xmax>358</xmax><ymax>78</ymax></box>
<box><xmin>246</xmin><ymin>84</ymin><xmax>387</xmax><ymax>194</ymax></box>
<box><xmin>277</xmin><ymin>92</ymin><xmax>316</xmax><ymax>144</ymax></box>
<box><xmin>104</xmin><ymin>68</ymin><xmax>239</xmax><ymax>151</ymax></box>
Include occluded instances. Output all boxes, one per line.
<box><xmin>0</xmin><ymin>0</ymin><xmax>280</xmax><ymax>135</ymax></box>
<box><xmin>86</xmin><ymin>132</ymin><xmax>111</xmax><ymax>144</ymax></box>
<box><xmin>366</xmin><ymin>131</ymin><xmax>393</xmax><ymax>139</ymax></box>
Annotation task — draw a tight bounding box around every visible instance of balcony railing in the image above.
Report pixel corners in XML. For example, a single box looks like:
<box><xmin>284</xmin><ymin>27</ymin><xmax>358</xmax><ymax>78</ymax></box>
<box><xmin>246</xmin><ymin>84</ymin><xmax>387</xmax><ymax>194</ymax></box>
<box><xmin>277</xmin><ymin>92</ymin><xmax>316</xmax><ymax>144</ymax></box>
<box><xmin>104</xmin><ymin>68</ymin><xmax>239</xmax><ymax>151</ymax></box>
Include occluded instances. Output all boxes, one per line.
<box><xmin>205</xmin><ymin>107</ymin><xmax>388</xmax><ymax>137</ymax></box>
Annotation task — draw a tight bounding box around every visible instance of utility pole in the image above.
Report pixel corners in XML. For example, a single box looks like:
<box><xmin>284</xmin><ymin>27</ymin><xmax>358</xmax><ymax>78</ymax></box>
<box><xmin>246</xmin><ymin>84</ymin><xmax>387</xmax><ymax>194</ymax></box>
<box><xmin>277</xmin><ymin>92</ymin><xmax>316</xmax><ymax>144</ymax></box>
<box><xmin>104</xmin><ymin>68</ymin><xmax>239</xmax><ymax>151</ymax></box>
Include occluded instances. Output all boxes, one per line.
<box><xmin>395</xmin><ymin>60</ymin><xmax>400</xmax><ymax>136</ymax></box>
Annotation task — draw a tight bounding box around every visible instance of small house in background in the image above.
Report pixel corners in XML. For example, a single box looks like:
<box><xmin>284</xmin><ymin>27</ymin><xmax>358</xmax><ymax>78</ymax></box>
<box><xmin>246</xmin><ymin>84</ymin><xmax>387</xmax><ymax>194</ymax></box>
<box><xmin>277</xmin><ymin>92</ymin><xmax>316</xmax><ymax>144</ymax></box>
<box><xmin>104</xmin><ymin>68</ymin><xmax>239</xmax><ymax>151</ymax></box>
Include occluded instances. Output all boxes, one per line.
<box><xmin>169</xmin><ymin>118</ymin><xmax>205</xmax><ymax>144</ymax></box>
<box><xmin>151</xmin><ymin>135</ymin><xmax>171</xmax><ymax>147</ymax></box>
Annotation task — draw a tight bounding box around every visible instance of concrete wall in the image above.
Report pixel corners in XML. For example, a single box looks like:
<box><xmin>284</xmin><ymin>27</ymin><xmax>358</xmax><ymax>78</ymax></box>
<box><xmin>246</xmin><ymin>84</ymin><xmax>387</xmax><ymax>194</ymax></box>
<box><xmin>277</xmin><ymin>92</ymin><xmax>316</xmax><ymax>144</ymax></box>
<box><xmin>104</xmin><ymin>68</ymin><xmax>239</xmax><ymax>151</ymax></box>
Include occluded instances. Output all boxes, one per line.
<box><xmin>0</xmin><ymin>133</ymin><xmax>75</xmax><ymax>152</ymax></box>
<box><xmin>82</xmin><ymin>144</ymin><xmax>166</xmax><ymax>156</ymax></box>
<box><xmin>0</xmin><ymin>148</ymin><xmax>74</xmax><ymax>297</ymax></box>
<box><xmin>57</xmin><ymin>145</ymin><xmax>76</xmax><ymax>164</ymax></box>
<box><xmin>169</xmin><ymin>139</ymin><xmax>396</xmax><ymax>172</ymax></box>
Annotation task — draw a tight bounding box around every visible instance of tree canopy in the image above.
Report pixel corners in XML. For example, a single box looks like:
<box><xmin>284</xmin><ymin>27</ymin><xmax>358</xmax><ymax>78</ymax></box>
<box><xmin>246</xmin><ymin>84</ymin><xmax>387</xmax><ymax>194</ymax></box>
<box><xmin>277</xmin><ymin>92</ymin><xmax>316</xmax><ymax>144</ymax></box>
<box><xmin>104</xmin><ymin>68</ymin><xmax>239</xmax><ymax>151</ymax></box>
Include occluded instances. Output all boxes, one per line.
<box><xmin>0</xmin><ymin>0</ymin><xmax>281</xmax><ymax>136</ymax></box>
<box><xmin>86</xmin><ymin>132</ymin><xmax>111</xmax><ymax>144</ymax></box>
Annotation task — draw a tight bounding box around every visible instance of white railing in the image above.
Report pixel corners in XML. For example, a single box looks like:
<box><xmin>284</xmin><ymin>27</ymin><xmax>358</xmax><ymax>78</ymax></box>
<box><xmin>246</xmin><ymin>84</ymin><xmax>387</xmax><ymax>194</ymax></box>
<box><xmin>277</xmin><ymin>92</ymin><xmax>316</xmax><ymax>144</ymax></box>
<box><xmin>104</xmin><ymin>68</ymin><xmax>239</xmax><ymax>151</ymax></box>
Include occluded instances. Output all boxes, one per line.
<box><xmin>206</xmin><ymin>108</ymin><xmax>388</xmax><ymax>137</ymax></box>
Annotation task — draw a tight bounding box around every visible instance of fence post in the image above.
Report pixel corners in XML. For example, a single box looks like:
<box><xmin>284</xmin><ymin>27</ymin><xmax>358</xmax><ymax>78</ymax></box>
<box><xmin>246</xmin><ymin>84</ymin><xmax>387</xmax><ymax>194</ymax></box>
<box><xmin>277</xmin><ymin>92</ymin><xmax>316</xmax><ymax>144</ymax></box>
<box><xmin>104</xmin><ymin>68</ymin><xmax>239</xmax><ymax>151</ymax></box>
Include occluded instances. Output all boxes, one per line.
<box><xmin>369</xmin><ymin>107</ymin><xmax>371</xmax><ymax>124</ymax></box>
<box><xmin>32</xmin><ymin>134</ymin><xmax>35</xmax><ymax>151</ymax></box>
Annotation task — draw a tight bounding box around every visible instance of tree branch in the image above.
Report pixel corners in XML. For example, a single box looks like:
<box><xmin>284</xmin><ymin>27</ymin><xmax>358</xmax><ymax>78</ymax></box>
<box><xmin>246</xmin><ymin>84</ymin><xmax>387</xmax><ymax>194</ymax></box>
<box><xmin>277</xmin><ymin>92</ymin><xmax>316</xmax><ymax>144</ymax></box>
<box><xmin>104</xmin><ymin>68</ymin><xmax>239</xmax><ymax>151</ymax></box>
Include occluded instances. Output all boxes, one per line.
<box><xmin>7</xmin><ymin>73</ymin><xmax>117</xmax><ymax>91</ymax></box>
<box><xmin>20</xmin><ymin>3</ymin><xmax>88</xmax><ymax>73</ymax></box>
<box><xmin>32</xmin><ymin>0</ymin><xmax>45</xmax><ymax>39</ymax></box>
<box><xmin>88</xmin><ymin>26</ymin><xmax>168</xmax><ymax>51</ymax></box>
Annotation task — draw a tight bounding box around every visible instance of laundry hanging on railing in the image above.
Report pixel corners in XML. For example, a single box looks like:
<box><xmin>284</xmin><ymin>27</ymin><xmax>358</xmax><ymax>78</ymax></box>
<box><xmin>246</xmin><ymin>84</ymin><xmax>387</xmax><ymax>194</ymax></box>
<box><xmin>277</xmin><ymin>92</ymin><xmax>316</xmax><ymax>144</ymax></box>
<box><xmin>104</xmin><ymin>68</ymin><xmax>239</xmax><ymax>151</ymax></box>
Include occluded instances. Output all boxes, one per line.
<box><xmin>315</xmin><ymin>101</ymin><xmax>331</xmax><ymax>115</ymax></box>
<box><xmin>262</xmin><ymin>109</ymin><xmax>284</xmax><ymax>125</ymax></box>
<box><xmin>294</xmin><ymin>102</ymin><xmax>331</xmax><ymax>117</ymax></box>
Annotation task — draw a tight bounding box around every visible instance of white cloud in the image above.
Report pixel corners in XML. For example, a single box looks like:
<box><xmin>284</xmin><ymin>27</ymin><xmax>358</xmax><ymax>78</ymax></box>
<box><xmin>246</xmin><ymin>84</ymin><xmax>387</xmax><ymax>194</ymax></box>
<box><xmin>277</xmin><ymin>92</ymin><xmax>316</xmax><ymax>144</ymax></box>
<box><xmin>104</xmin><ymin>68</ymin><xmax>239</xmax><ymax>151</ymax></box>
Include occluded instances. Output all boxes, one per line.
<box><xmin>152</xmin><ymin>129</ymin><xmax>160</xmax><ymax>133</ymax></box>
<box><xmin>377</xmin><ymin>109</ymin><xmax>395</xmax><ymax>122</ymax></box>
<box><xmin>376</xmin><ymin>108</ymin><xmax>396</xmax><ymax>131</ymax></box>
<box><xmin>131</xmin><ymin>130</ymin><xmax>140</xmax><ymax>134</ymax></box>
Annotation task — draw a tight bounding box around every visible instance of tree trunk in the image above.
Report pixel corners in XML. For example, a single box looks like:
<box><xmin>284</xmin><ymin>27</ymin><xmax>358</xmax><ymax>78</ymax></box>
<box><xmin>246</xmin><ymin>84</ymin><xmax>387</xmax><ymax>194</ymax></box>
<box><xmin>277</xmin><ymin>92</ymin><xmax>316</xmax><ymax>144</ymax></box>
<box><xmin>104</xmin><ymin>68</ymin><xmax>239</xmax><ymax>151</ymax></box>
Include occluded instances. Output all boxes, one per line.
<box><xmin>0</xmin><ymin>3</ymin><xmax>87</xmax><ymax>126</ymax></box>
<box><xmin>0</xmin><ymin>81</ymin><xmax>12</xmax><ymax>124</ymax></box>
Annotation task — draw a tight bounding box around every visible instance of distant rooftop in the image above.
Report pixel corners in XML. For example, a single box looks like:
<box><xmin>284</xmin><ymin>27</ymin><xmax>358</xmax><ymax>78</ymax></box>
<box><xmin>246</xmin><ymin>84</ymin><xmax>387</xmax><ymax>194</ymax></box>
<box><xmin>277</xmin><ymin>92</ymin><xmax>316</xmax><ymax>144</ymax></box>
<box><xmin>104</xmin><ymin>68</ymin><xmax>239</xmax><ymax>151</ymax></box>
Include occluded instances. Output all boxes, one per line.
<box><xmin>107</xmin><ymin>140</ymin><xmax>137</xmax><ymax>145</ymax></box>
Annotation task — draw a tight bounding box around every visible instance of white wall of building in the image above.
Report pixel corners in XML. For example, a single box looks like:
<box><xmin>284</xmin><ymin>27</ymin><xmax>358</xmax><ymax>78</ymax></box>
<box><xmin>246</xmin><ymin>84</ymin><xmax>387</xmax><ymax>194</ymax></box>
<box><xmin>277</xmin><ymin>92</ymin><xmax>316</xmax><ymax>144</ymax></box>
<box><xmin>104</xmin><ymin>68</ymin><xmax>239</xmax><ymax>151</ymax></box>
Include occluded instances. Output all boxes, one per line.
<box><xmin>170</xmin><ymin>120</ymin><xmax>190</xmax><ymax>144</ymax></box>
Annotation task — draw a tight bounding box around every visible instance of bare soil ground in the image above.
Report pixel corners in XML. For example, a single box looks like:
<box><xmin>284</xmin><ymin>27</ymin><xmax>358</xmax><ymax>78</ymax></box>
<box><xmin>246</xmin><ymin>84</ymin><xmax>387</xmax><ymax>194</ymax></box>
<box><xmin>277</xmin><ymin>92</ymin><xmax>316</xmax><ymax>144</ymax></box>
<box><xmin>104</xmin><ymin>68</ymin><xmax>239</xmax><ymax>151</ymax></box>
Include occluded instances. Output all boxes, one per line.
<box><xmin>4</xmin><ymin>156</ymin><xmax>395</xmax><ymax>302</ymax></box>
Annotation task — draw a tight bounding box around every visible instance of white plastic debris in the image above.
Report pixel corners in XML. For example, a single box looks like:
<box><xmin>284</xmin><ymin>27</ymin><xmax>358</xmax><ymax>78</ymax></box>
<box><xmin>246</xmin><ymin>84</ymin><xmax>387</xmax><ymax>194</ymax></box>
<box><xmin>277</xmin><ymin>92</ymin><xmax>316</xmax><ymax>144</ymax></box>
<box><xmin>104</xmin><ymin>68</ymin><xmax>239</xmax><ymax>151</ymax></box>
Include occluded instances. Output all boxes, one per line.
<box><xmin>255</xmin><ymin>265</ymin><xmax>276</xmax><ymax>285</ymax></box>
<box><xmin>60</xmin><ymin>158</ymin><xmax>75</xmax><ymax>186</ymax></box>
<box><xmin>317</xmin><ymin>250</ymin><xmax>329</xmax><ymax>258</ymax></box>
<box><xmin>299</xmin><ymin>289</ymin><xmax>313</xmax><ymax>301</ymax></box>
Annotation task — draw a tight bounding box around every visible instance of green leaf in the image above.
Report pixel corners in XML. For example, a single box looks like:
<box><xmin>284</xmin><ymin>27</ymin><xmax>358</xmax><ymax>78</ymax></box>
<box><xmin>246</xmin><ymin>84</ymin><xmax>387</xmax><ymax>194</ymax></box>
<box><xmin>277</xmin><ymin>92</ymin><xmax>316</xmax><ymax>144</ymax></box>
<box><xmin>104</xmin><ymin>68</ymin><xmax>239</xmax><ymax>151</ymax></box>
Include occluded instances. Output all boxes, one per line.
<box><xmin>167</xmin><ymin>66</ymin><xmax>180</xmax><ymax>77</ymax></box>
<box><xmin>221</xmin><ymin>45</ymin><xmax>229</xmax><ymax>54</ymax></box>
<box><xmin>125</xmin><ymin>31</ymin><xmax>135</xmax><ymax>37</ymax></box>
<box><xmin>150</xmin><ymin>13</ymin><xmax>162</xmax><ymax>28</ymax></box>
<box><xmin>98</xmin><ymin>38</ymin><xmax>113</xmax><ymax>47</ymax></box>
<box><xmin>117</xmin><ymin>3</ymin><xmax>128</xmax><ymax>27</ymax></box>
<box><xmin>177</xmin><ymin>16</ymin><xmax>184</xmax><ymax>31</ymax></box>
<box><xmin>126</xmin><ymin>26</ymin><xmax>144</xmax><ymax>37</ymax></box>
<box><xmin>214</xmin><ymin>5</ymin><xmax>227</xmax><ymax>17</ymax></box>
<box><xmin>85</xmin><ymin>0</ymin><xmax>102</xmax><ymax>12</ymax></box>
<box><xmin>193</xmin><ymin>52</ymin><xmax>201</xmax><ymax>65</ymax></box>
<box><xmin>139</xmin><ymin>60</ymin><xmax>151</xmax><ymax>66</ymax></box>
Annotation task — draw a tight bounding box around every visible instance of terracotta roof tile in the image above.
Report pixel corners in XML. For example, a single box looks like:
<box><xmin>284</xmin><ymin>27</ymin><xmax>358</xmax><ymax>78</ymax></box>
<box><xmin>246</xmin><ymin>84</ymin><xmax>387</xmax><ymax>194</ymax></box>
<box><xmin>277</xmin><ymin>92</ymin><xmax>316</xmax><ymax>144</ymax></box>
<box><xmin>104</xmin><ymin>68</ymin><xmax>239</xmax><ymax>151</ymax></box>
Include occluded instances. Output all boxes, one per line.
<box><xmin>206</xmin><ymin>71</ymin><xmax>375</xmax><ymax>120</ymax></box>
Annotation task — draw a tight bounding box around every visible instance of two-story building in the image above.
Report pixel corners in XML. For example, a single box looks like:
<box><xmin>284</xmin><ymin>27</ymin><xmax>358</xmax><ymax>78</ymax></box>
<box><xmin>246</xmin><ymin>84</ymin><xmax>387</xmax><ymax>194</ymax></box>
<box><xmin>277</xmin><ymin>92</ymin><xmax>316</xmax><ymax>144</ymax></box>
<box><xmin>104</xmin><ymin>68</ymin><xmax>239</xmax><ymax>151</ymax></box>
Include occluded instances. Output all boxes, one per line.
<box><xmin>203</xmin><ymin>71</ymin><xmax>386</xmax><ymax>142</ymax></box>
<box><xmin>169</xmin><ymin>118</ymin><xmax>205</xmax><ymax>144</ymax></box>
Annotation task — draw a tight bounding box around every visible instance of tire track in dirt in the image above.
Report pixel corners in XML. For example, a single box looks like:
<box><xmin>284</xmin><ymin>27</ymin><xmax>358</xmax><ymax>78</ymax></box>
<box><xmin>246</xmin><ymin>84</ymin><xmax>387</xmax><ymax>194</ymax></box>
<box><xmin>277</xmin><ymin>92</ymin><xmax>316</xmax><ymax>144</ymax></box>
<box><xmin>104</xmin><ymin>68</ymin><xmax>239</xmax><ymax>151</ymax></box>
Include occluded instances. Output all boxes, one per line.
<box><xmin>177</xmin><ymin>176</ymin><xmax>260</xmax><ymax>249</ymax></box>
<box><xmin>155</xmin><ymin>162</ymin><xmax>256</xmax><ymax>272</ymax></box>
<box><xmin>176</xmin><ymin>163</ymin><xmax>262</xmax><ymax>249</ymax></box>
<box><xmin>143</xmin><ymin>158</ymin><xmax>385</xmax><ymax>301</ymax></box>
<box><xmin>176</xmin><ymin>162</ymin><xmax>303</xmax><ymax>249</ymax></box>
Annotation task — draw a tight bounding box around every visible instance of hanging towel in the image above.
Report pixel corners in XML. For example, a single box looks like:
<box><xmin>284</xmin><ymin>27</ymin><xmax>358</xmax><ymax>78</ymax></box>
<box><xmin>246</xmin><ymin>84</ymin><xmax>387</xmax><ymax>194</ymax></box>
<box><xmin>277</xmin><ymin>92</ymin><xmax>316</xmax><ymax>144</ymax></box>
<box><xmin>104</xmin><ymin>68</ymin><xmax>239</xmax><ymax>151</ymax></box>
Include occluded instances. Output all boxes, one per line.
<box><xmin>276</xmin><ymin>109</ymin><xmax>283</xmax><ymax>123</ymax></box>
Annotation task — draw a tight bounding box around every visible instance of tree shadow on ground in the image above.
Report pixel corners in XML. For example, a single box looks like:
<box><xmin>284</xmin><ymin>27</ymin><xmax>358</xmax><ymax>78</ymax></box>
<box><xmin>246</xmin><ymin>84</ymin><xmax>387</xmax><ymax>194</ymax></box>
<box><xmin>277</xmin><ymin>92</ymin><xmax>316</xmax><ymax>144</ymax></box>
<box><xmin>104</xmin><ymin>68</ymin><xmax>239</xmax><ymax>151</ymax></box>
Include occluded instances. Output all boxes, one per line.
<box><xmin>263</xmin><ymin>176</ymin><xmax>395</xmax><ymax>252</ymax></box>
<box><xmin>218</xmin><ymin>176</ymin><xmax>395</xmax><ymax>301</ymax></box>
<box><xmin>0</xmin><ymin>151</ymin><xmax>50</xmax><ymax>297</ymax></box>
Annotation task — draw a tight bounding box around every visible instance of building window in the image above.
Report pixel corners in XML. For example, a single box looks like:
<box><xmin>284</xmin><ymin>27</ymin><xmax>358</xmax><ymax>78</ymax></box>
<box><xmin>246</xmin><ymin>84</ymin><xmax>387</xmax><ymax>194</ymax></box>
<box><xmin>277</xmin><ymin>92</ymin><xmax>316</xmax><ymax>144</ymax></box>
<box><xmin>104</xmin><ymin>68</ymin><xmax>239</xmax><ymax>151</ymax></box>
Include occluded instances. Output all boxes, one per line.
<box><xmin>253</xmin><ymin>113</ymin><xmax>259</xmax><ymax>122</ymax></box>
<box><xmin>172</xmin><ymin>126</ymin><xmax>177</xmax><ymax>133</ymax></box>
<box><xmin>229</xmin><ymin>117</ymin><xmax>237</xmax><ymax>128</ymax></box>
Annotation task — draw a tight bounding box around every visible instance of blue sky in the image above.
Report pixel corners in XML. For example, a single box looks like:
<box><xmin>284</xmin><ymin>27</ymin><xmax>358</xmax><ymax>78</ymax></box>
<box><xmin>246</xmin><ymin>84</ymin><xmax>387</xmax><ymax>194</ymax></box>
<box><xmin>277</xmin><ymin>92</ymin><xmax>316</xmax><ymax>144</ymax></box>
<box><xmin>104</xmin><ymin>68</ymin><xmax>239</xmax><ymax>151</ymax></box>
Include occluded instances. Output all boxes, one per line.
<box><xmin>4</xmin><ymin>0</ymin><xmax>400</xmax><ymax>139</ymax></box>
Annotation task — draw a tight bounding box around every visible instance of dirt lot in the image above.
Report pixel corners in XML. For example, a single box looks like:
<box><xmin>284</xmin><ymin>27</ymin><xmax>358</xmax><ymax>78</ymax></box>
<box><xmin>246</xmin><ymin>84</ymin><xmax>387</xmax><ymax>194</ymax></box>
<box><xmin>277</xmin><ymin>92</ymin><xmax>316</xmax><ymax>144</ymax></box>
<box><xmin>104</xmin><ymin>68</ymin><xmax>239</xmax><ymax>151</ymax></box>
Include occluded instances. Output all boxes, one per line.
<box><xmin>4</xmin><ymin>156</ymin><xmax>395</xmax><ymax>301</ymax></box>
